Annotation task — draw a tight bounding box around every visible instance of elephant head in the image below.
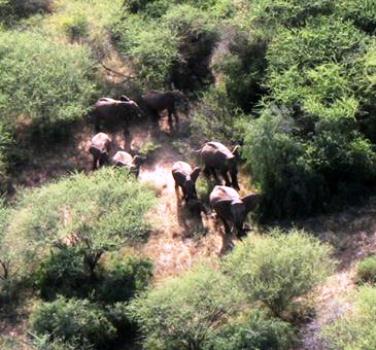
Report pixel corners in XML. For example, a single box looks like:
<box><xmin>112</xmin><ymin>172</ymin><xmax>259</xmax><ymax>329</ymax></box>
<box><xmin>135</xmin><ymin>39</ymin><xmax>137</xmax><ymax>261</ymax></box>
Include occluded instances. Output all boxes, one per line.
<box><xmin>172</xmin><ymin>161</ymin><xmax>201</xmax><ymax>202</ymax></box>
<box><xmin>112</xmin><ymin>151</ymin><xmax>146</xmax><ymax>178</ymax></box>
<box><xmin>210</xmin><ymin>185</ymin><xmax>260</xmax><ymax>238</ymax></box>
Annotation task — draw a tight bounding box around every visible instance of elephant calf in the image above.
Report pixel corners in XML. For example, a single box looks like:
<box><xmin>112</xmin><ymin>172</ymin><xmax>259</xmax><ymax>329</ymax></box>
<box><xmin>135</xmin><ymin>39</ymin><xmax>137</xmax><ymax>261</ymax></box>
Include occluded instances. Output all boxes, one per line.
<box><xmin>172</xmin><ymin>161</ymin><xmax>201</xmax><ymax>202</ymax></box>
<box><xmin>210</xmin><ymin>185</ymin><xmax>260</xmax><ymax>238</ymax></box>
<box><xmin>112</xmin><ymin>151</ymin><xmax>145</xmax><ymax>178</ymax></box>
<box><xmin>199</xmin><ymin>141</ymin><xmax>240</xmax><ymax>190</ymax></box>
<box><xmin>89</xmin><ymin>133</ymin><xmax>112</xmax><ymax>170</ymax></box>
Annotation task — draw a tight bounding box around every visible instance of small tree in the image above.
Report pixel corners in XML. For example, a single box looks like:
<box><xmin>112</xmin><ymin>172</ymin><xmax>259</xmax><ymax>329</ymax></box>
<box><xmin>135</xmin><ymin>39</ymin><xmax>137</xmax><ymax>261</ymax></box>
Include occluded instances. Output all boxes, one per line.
<box><xmin>129</xmin><ymin>265</ymin><xmax>246</xmax><ymax>350</ymax></box>
<box><xmin>2</xmin><ymin>168</ymin><xmax>155</xmax><ymax>279</ymax></box>
<box><xmin>222</xmin><ymin>229</ymin><xmax>334</xmax><ymax>317</ymax></box>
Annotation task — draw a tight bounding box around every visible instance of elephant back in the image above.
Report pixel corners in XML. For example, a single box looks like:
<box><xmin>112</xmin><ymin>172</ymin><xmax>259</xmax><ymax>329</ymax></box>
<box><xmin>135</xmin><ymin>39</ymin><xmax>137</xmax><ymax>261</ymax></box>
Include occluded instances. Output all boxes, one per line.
<box><xmin>112</xmin><ymin>151</ymin><xmax>133</xmax><ymax>167</ymax></box>
<box><xmin>91</xmin><ymin>133</ymin><xmax>111</xmax><ymax>153</ymax></box>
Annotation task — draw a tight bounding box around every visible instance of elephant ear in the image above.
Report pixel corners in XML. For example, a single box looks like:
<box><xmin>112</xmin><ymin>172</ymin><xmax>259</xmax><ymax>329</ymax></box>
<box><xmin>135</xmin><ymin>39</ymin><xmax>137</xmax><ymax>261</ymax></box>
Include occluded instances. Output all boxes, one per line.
<box><xmin>242</xmin><ymin>193</ymin><xmax>261</xmax><ymax>213</ymax></box>
<box><xmin>191</xmin><ymin>167</ymin><xmax>201</xmax><ymax>183</ymax></box>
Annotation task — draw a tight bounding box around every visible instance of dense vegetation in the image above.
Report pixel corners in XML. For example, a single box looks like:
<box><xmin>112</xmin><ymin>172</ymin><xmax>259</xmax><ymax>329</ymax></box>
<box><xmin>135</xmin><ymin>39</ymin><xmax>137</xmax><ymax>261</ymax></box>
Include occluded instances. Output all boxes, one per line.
<box><xmin>0</xmin><ymin>0</ymin><xmax>375</xmax><ymax>349</ymax></box>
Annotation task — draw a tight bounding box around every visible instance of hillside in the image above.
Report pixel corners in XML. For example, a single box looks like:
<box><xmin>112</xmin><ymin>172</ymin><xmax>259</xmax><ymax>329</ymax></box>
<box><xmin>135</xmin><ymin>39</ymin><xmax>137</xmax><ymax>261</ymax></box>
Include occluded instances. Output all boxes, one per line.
<box><xmin>1</xmin><ymin>1</ymin><xmax>376</xmax><ymax>349</ymax></box>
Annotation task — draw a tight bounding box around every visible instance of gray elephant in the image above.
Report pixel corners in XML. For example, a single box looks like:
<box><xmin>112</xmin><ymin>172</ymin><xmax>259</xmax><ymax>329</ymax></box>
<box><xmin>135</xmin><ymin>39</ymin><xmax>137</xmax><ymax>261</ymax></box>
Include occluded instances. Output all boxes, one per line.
<box><xmin>199</xmin><ymin>141</ymin><xmax>240</xmax><ymax>190</ymax></box>
<box><xmin>89</xmin><ymin>132</ymin><xmax>112</xmax><ymax>170</ymax></box>
<box><xmin>210</xmin><ymin>185</ymin><xmax>260</xmax><ymax>238</ymax></box>
<box><xmin>90</xmin><ymin>96</ymin><xmax>139</xmax><ymax>133</ymax></box>
<box><xmin>112</xmin><ymin>150</ymin><xmax>145</xmax><ymax>178</ymax></box>
<box><xmin>141</xmin><ymin>90</ymin><xmax>188</xmax><ymax>132</ymax></box>
<box><xmin>172</xmin><ymin>161</ymin><xmax>201</xmax><ymax>202</ymax></box>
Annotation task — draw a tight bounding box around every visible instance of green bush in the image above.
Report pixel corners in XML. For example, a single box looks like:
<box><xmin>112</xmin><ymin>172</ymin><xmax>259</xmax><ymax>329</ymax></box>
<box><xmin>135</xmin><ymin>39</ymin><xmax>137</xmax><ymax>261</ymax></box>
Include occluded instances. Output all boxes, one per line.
<box><xmin>0</xmin><ymin>30</ymin><xmax>96</xmax><ymax>136</ymax></box>
<box><xmin>0</xmin><ymin>0</ymin><xmax>51</xmax><ymax>24</ymax></box>
<box><xmin>31</xmin><ymin>296</ymin><xmax>116</xmax><ymax>349</ymax></box>
<box><xmin>250</xmin><ymin>0</ymin><xmax>334</xmax><ymax>31</ymax></box>
<box><xmin>208</xmin><ymin>310</ymin><xmax>295</xmax><ymax>350</ymax></box>
<box><xmin>324</xmin><ymin>286</ymin><xmax>376</xmax><ymax>349</ymax></box>
<box><xmin>190</xmin><ymin>87</ymin><xmax>242</xmax><ymax>143</ymax></box>
<box><xmin>223</xmin><ymin>229</ymin><xmax>334</xmax><ymax>316</ymax></box>
<box><xmin>129</xmin><ymin>265</ymin><xmax>246</xmax><ymax>350</ymax></box>
<box><xmin>357</xmin><ymin>256</ymin><xmax>376</xmax><ymax>284</ymax></box>
<box><xmin>336</xmin><ymin>0</ymin><xmax>376</xmax><ymax>33</ymax></box>
<box><xmin>34</xmin><ymin>248</ymin><xmax>91</xmax><ymax>300</ymax></box>
<box><xmin>97</xmin><ymin>252</ymin><xmax>153</xmax><ymax>303</ymax></box>
<box><xmin>2</xmin><ymin>168</ymin><xmax>155</xmax><ymax>277</ymax></box>
<box><xmin>163</xmin><ymin>4</ymin><xmax>219</xmax><ymax>90</ymax></box>
<box><xmin>114</xmin><ymin>15</ymin><xmax>179</xmax><ymax>88</ymax></box>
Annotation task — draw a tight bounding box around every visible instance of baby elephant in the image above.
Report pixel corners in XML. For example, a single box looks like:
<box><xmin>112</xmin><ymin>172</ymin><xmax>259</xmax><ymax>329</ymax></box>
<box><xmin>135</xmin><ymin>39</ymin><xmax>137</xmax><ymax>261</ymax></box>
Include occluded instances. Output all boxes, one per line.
<box><xmin>112</xmin><ymin>151</ymin><xmax>145</xmax><ymax>178</ymax></box>
<box><xmin>199</xmin><ymin>141</ymin><xmax>240</xmax><ymax>190</ymax></box>
<box><xmin>172</xmin><ymin>161</ymin><xmax>201</xmax><ymax>203</ymax></box>
<box><xmin>210</xmin><ymin>185</ymin><xmax>260</xmax><ymax>238</ymax></box>
<box><xmin>89</xmin><ymin>132</ymin><xmax>112</xmax><ymax>170</ymax></box>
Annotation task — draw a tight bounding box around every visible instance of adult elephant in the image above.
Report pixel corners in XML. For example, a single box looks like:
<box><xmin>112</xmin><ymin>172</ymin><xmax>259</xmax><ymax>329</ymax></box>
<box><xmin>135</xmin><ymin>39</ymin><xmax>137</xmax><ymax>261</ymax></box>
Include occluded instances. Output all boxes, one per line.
<box><xmin>112</xmin><ymin>151</ymin><xmax>145</xmax><ymax>178</ymax></box>
<box><xmin>89</xmin><ymin>132</ymin><xmax>112</xmax><ymax>170</ymax></box>
<box><xmin>198</xmin><ymin>141</ymin><xmax>240</xmax><ymax>190</ymax></box>
<box><xmin>210</xmin><ymin>185</ymin><xmax>260</xmax><ymax>238</ymax></box>
<box><xmin>90</xmin><ymin>96</ymin><xmax>140</xmax><ymax>133</ymax></box>
<box><xmin>141</xmin><ymin>90</ymin><xmax>188</xmax><ymax>132</ymax></box>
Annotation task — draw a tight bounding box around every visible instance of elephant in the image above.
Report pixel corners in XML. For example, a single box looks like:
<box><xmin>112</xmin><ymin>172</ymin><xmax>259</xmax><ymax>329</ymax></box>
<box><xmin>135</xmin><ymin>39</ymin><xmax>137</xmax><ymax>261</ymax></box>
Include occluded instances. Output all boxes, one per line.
<box><xmin>172</xmin><ymin>161</ymin><xmax>201</xmax><ymax>203</ymax></box>
<box><xmin>210</xmin><ymin>185</ymin><xmax>260</xmax><ymax>238</ymax></box>
<box><xmin>198</xmin><ymin>141</ymin><xmax>240</xmax><ymax>190</ymax></box>
<box><xmin>90</xmin><ymin>96</ymin><xmax>140</xmax><ymax>133</ymax></box>
<box><xmin>141</xmin><ymin>90</ymin><xmax>188</xmax><ymax>132</ymax></box>
<box><xmin>112</xmin><ymin>150</ymin><xmax>145</xmax><ymax>178</ymax></box>
<box><xmin>89</xmin><ymin>132</ymin><xmax>112</xmax><ymax>170</ymax></box>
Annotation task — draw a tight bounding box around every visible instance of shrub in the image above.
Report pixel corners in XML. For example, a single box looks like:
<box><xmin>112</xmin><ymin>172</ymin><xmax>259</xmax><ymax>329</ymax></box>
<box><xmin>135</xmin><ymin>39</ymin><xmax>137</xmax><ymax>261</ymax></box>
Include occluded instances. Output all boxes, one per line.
<box><xmin>324</xmin><ymin>286</ymin><xmax>376</xmax><ymax>349</ymax></box>
<box><xmin>0</xmin><ymin>30</ymin><xmax>96</xmax><ymax>136</ymax></box>
<box><xmin>336</xmin><ymin>0</ymin><xmax>376</xmax><ymax>33</ymax></box>
<box><xmin>208</xmin><ymin>310</ymin><xmax>295</xmax><ymax>350</ymax></box>
<box><xmin>97</xmin><ymin>252</ymin><xmax>153</xmax><ymax>303</ymax></box>
<box><xmin>250</xmin><ymin>0</ymin><xmax>334</xmax><ymax>31</ymax></box>
<box><xmin>31</xmin><ymin>296</ymin><xmax>116</xmax><ymax>349</ymax></box>
<box><xmin>114</xmin><ymin>15</ymin><xmax>179</xmax><ymax>88</ymax></box>
<box><xmin>357</xmin><ymin>256</ymin><xmax>376</xmax><ymax>284</ymax></box>
<box><xmin>163</xmin><ymin>4</ymin><xmax>219</xmax><ymax>90</ymax></box>
<box><xmin>2</xmin><ymin>168</ymin><xmax>155</xmax><ymax>277</ymax></box>
<box><xmin>0</xmin><ymin>0</ymin><xmax>51</xmax><ymax>24</ymax></box>
<box><xmin>190</xmin><ymin>87</ymin><xmax>242</xmax><ymax>144</ymax></box>
<box><xmin>222</xmin><ymin>229</ymin><xmax>334</xmax><ymax>316</ymax></box>
<box><xmin>129</xmin><ymin>265</ymin><xmax>246</xmax><ymax>350</ymax></box>
<box><xmin>34</xmin><ymin>248</ymin><xmax>91</xmax><ymax>300</ymax></box>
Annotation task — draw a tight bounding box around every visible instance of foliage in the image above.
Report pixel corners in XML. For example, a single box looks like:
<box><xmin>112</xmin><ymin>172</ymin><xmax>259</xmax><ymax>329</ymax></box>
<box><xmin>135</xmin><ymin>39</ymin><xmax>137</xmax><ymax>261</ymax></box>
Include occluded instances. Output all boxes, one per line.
<box><xmin>0</xmin><ymin>0</ymin><xmax>51</xmax><ymax>24</ymax></box>
<box><xmin>31</xmin><ymin>296</ymin><xmax>116</xmax><ymax>349</ymax></box>
<box><xmin>163</xmin><ymin>4</ymin><xmax>219</xmax><ymax>90</ymax></box>
<box><xmin>190</xmin><ymin>87</ymin><xmax>241</xmax><ymax>144</ymax></box>
<box><xmin>324</xmin><ymin>286</ymin><xmax>376</xmax><ymax>349</ymax></box>
<box><xmin>0</xmin><ymin>30</ymin><xmax>96</xmax><ymax>134</ymax></box>
<box><xmin>129</xmin><ymin>265</ymin><xmax>246</xmax><ymax>350</ymax></box>
<box><xmin>222</xmin><ymin>229</ymin><xmax>334</xmax><ymax>316</ymax></box>
<box><xmin>208</xmin><ymin>310</ymin><xmax>295</xmax><ymax>350</ymax></box>
<box><xmin>356</xmin><ymin>256</ymin><xmax>376</xmax><ymax>285</ymax></box>
<box><xmin>97</xmin><ymin>252</ymin><xmax>153</xmax><ymax>303</ymax></box>
<box><xmin>2</xmin><ymin>168</ymin><xmax>155</xmax><ymax>277</ymax></box>
<box><xmin>114</xmin><ymin>15</ymin><xmax>179</xmax><ymax>88</ymax></box>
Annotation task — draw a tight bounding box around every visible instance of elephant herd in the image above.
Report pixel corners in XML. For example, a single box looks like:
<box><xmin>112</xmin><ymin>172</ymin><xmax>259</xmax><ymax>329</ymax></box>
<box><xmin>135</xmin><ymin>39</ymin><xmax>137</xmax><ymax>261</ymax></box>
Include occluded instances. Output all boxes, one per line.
<box><xmin>87</xmin><ymin>91</ymin><xmax>259</xmax><ymax>240</ymax></box>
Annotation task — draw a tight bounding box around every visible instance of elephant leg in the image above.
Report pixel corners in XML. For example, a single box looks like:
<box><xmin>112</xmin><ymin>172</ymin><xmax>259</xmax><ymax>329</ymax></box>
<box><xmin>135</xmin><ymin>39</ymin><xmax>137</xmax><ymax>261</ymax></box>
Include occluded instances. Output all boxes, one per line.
<box><xmin>167</xmin><ymin>109</ymin><xmax>174</xmax><ymax>132</ymax></box>
<box><xmin>219</xmin><ymin>216</ymin><xmax>231</xmax><ymax>235</ymax></box>
<box><xmin>221</xmin><ymin>170</ymin><xmax>232</xmax><ymax>187</ymax></box>
<box><xmin>92</xmin><ymin>155</ymin><xmax>98</xmax><ymax>171</ymax></box>
<box><xmin>211</xmin><ymin>168</ymin><xmax>221</xmax><ymax>185</ymax></box>
<box><xmin>203</xmin><ymin>166</ymin><xmax>211</xmax><ymax>178</ymax></box>
<box><xmin>175</xmin><ymin>184</ymin><xmax>182</xmax><ymax>204</ymax></box>
<box><xmin>172</xmin><ymin>108</ymin><xmax>179</xmax><ymax>131</ymax></box>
